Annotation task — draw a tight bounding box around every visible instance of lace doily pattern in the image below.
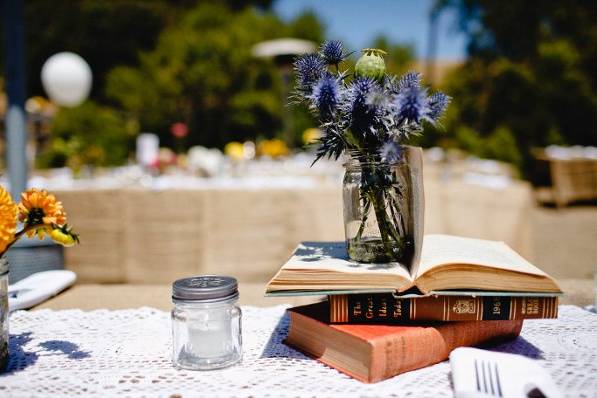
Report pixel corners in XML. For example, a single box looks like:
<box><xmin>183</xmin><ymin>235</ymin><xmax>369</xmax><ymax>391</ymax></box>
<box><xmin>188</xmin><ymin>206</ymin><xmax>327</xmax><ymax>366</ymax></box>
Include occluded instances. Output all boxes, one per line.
<box><xmin>1</xmin><ymin>305</ymin><xmax>595</xmax><ymax>397</ymax></box>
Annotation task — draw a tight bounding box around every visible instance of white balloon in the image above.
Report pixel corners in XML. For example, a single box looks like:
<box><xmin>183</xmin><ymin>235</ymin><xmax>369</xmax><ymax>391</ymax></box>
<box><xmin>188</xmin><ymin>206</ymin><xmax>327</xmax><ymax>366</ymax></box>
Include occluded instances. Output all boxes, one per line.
<box><xmin>41</xmin><ymin>52</ymin><xmax>92</xmax><ymax>107</ymax></box>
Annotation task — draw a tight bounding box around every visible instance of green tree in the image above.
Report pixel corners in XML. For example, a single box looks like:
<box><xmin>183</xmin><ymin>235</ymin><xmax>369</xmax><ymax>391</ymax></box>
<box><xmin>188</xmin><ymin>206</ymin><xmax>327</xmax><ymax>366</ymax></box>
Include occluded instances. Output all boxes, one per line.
<box><xmin>435</xmin><ymin>0</ymin><xmax>597</xmax><ymax>174</ymax></box>
<box><xmin>37</xmin><ymin>101</ymin><xmax>137</xmax><ymax>169</ymax></box>
<box><xmin>105</xmin><ymin>3</ymin><xmax>323</xmax><ymax>148</ymax></box>
<box><xmin>0</xmin><ymin>0</ymin><xmax>274</xmax><ymax>100</ymax></box>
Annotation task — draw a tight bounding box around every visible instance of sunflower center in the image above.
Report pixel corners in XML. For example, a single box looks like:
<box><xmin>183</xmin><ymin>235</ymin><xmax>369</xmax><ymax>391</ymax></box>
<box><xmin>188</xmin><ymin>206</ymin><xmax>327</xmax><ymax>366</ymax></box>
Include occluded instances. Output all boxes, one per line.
<box><xmin>27</xmin><ymin>208</ymin><xmax>45</xmax><ymax>225</ymax></box>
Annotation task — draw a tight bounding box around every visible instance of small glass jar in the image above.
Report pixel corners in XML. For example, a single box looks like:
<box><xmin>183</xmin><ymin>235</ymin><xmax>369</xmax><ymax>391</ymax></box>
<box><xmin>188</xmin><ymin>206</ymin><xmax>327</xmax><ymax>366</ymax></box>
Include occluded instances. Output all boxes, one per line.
<box><xmin>171</xmin><ymin>275</ymin><xmax>242</xmax><ymax>370</ymax></box>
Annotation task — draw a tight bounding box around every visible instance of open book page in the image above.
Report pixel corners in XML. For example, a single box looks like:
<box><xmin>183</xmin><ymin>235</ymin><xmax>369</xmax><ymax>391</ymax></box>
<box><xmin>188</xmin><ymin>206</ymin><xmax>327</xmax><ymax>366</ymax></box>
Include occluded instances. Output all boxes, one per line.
<box><xmin>266</xmin><ymin>241</ymin><xmax>413</xmax><ymax>292</ymax></box>
<box><xmin>415</xmin><ymin>234</ymin><xmax>547</xmax><ymax>278</ymax></box>
<box><xmin>405</xmin><ymin>146</ymin><xmax>425</xmax><ymax>278</ymax></box>
<box><xmin>283</xmin><ymin>241</ymin><xmax>412</xmax><ymax>277</ymax></box>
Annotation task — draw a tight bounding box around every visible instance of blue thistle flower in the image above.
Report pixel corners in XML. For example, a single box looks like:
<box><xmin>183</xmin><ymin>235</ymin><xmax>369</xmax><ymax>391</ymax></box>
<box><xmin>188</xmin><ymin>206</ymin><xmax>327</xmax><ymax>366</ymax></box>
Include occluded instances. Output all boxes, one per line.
<box><xmin>294</xmin><ymin>54</ymin><xmax>326</xmax><ymax>92</ymax></box>
<box><xmin>394</xmin><ymin>84</ymin><xmax>431</xmax><ymax>125</ymax></box>
<box><xmin>349</xmin><ymin>77</ymin><xmax>378</xmax><ymax>109</ymax></box>
<box><xmin>428</xmin><ymin>91</ymin><xmax>450</xmax><ymax>122</ymax></box>
<box><xmin>380</xmin><ymin>140</ymin><xmax>402</xmax><ymax>163</ymax></box>
<box><xmin>310</xmin><ymin>74</ymin><xmax>341</xmax><ymax>121</ymax></box>
<box><xmin>365</xmin><ymin>85</ymin><xmax>390</xmax><ymax>109</ymax></box>
<box><xmin>320</xmin><ymin>40</ymin><xmax>345</xmax><ymax>65</ymax></box>
<box><xmin>344</xmin><ymin>77</ymin><xmax>382</xmax><ymax>136</ymax></box>
<box><xmin>397</xmin><ymin>71</ymin><xmax>421</xmax><ymax>91</ymax></box>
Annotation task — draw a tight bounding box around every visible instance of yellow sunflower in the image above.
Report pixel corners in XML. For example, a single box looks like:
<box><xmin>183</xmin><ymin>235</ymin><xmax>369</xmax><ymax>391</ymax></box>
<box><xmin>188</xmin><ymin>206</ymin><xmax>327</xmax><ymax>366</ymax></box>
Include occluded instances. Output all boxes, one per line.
<box><xmin>18</xmin><ymin>189</ymin><xmax>67</xmax><ymax>238</ymax></box>
<box><xmin>0</xmin><ymin>186</ymin><xmax>17</xmax><ymax>254</ymax></box>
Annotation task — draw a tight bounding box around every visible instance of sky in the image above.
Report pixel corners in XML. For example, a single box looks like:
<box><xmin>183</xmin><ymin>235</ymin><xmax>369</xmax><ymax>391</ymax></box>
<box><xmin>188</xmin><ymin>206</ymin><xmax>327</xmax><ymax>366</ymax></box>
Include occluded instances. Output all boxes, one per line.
<box><xmin>274</xmin><ymin>0</ymin><xmax>467</xmax><ymax>61</ymax></box>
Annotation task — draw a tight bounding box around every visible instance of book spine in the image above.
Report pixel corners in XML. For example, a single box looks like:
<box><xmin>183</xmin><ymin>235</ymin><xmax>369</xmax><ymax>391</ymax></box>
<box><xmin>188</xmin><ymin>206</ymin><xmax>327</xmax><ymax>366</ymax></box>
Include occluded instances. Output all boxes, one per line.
<box><xmin>329</xmin><ymin>294</ymin><xmax>558</xmax><ymax>322</ymax></box>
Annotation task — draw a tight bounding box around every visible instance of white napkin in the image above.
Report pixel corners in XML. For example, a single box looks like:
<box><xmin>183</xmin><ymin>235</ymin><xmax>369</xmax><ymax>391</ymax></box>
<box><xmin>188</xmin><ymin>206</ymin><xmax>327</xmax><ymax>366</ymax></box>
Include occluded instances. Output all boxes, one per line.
<box><xmin>8</xmin><ymin>270</ymin><xmax>76</xmax><ymax>311</ymax></box>
<box><xmin>450</xmin><ymin>347</ymin><xmax>562</xmax><ymax>398</ymax></box>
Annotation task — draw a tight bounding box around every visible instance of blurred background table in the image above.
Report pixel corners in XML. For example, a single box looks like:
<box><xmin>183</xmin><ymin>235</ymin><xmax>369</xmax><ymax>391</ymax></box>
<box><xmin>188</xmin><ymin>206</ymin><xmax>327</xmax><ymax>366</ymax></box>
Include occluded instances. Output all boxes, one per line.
<box><xmin>34</xmin><ymin>278</ymin><xmax>595</xmax><ymax>310</ymax></box>
<box><xmin>6</xmin><ymin>152</ymin><xmax>591</xmax><ymax>288</ymax></box>
<box><xmin>532</xmin><ymin>146</ymin><xmax>597</xmax><ymax>207</ymax></box>
<box><xmin>54</xmin><ymin>174</ymin><xmax>534</xmax><ymax>286</ymax></box>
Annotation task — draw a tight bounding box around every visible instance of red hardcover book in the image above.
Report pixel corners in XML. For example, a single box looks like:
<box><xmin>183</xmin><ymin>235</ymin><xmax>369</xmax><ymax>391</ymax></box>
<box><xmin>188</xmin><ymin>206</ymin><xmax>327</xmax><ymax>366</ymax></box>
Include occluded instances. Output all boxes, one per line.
<box><xmin>285</xmin><ymin>302</ymin><xmax>523</xmax><ymax>383</ymax></box>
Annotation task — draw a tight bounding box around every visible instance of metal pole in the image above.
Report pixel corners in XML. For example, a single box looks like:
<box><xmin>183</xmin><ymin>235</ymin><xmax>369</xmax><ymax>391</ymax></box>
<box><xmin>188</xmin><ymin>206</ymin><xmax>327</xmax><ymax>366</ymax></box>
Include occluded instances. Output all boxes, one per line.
<box><xmin>3</xmin><ymin>0</ymin><xmax>28</xmax><ymax>200</ymax></box>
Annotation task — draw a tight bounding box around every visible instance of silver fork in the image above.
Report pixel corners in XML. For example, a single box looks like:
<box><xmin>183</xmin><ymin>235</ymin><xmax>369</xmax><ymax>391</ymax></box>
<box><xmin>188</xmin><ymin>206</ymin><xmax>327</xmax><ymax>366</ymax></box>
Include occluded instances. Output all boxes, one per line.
<box><xmin>474</xmin><ymin>358</ymin><xmax>503</xmax><ymax>397</ymax></box>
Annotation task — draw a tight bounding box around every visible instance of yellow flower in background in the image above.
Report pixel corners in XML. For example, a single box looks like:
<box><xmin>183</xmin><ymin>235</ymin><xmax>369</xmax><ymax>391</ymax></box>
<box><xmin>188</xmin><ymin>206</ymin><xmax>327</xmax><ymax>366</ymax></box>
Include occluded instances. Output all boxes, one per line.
<box><xmin>18</xmin><ymin>189</ymin><xmax>67</xmax><ymax>237</ymax></box>
<box><xmin>257</xmin><ymin>139</ymin><xmax>290</xmax><ymax>158</ymax></box>
<box><xmin>224</xmin><ymin>142</ymin><xmax>245</xmax><ymax>161</ymax></box>
<box><xmin>0</xmin><ymin>186</ymin><xmax>17</xmax><ymax>254</ymax></box>
<box><xmin>302</xmin><ymin>128</ymin><xmax>322</xmax><ymax>145</ymax></box>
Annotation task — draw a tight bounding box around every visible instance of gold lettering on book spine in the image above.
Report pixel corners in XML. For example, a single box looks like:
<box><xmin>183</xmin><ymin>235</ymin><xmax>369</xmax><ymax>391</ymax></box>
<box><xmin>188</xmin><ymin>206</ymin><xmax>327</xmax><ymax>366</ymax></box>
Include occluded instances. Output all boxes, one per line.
<box><xmin>522</xmin><ymin>298</ymin><xmax>538</xmax><ymax>315</ymax></box>
<box><xmin>452</xmin><ymin>299</ymin><xmax>476</xmax><ymax>314</ymax></box>
<box><xmin>353</xmin><ymin>299</ymin><xmax>362</xmax><ymax>318</ymax></box>
<box><xmin>379</xmin><ymin>297</ymin><xmax>388</xmax><ymax>318</ymax></box>
<box><xmin>491</xmin><ymin>298</ymin><xmax>502</xmax><ymax>318</ymax></box>
<box><xmin>392</xmin><ymin>299</ymin><xmax>403</xmax><ymax>318</ymax></box>
<box><xmin>365</xmin><ymin>296</ymin><xmax>374</xmax><ymax>319</ymax></box>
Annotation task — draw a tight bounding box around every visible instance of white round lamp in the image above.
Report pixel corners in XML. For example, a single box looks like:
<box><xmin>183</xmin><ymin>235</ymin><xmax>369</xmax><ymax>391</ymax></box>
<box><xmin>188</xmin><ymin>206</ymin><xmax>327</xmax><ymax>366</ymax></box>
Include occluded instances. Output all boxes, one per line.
<box><xmin>41</xmin><ymin>52</ymin><xmax>92</xmax><ymax>107</ymax></box>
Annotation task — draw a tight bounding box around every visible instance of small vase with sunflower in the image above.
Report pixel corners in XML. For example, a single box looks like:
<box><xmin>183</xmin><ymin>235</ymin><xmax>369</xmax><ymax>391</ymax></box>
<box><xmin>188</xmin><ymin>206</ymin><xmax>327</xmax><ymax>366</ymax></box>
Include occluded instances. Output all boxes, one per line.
<box><xmin>0</xmin><ymin>186</ymin><xmax>79</xmax><ymax>372</ymax></box>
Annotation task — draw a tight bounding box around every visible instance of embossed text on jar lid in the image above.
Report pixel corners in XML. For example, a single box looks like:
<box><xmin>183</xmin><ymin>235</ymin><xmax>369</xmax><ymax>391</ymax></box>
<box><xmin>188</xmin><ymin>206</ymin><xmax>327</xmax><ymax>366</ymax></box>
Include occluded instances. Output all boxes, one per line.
<box><xmin>172</xmin><ymin>275</ymin><xmax>238</xmax><ymax>302</ymax></box>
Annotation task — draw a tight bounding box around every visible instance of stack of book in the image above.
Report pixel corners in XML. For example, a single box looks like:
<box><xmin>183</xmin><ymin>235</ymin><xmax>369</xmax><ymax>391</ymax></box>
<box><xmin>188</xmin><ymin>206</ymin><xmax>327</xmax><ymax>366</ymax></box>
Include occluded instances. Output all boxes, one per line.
<box><xmin>266</xmin><ymin>234</ymin><xmax>562</xmax><ymax>383</ymax></box>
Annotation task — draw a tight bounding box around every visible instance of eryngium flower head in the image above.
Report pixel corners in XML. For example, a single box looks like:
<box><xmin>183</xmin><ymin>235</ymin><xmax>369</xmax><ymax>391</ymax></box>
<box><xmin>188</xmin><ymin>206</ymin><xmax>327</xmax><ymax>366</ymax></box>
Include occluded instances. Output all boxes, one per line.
<box><xmin>394</xmin><ymin>84</ymin><xmax>430</xmax><ymax>125</ymax></box>
<box><xmin>294</xmin><ymin>53</ymin><xmax>326</xmax><ymax>92</ymax></box>
<box><xmin>428</xmin><ymin>91</ymin><xmax>451</xmax><ymax>122</ymax></box>
<box><xmin>345</xmin><ymin>77</ymin><xmax>381</xmax><ymax>135</ymax></box>
<box><xmin>346</xmin><ymin>77</ymin><xmax>379</xmax><ymax>110</ymax></box>
<box><xmin>380</xmin><ymin>140</ymin><xmax>402</xmax><ymax>163</ymax></box>
<box><xmin>320</xmin><ymin>40</ymin><xmax>345</xmax><ymax>65</ymax></box>
<box><xmin>396</xmin><ymin>71</ymin><xmax>422</xmax><ymax>93</ymax></box>
<box><xmin>310</xmin><ymin>74</ymin><xmax>341</xmax><ymax>121</ymax></box>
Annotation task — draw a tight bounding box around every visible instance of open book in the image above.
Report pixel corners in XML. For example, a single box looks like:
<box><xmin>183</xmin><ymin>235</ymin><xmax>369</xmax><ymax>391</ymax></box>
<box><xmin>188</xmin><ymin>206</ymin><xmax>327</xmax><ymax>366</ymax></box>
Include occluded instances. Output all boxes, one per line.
<box><xmin>266</xmin><ymin>235</ymin><xmax>562</xmax><ymax>296</ymax></box>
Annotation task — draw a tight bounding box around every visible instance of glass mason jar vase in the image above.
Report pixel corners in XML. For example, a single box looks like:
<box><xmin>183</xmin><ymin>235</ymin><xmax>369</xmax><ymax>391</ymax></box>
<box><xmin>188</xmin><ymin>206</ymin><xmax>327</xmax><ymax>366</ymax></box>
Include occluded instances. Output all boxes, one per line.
<box><xmin>0</xmin><ymin>257</ymin><xmax>8</xmax><ymax>372</ymax></box>
<box><xmin>343</xmin><ymin>147</ymin><xmax>420</xmax><ymax>264</ymax></box>
<box><xmin>171</xmin><ymin>276</ymin><xmax>242</xmax><ymax>370</ymax></box>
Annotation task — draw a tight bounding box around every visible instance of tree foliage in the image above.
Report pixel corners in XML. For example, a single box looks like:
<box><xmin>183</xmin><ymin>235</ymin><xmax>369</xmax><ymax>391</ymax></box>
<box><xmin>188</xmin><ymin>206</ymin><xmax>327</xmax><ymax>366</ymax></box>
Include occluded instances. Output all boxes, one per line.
<box><xmin>0</xmin><ymin>0</ymin><xmax>274</xmax><ymax>100</ymax></box>
<box><xmin>37</xmin><ymin>101</ymin><xmax>137</xmax><ymax>169</ymax></box>
<box><xmin>105</xmin><ymin>3</ymin><xmax>323</xmax><ymax>148</ymax></box>
<box><xmin>435</xmin><ymin>0</ymin><xmax>597</xmax><ymax>173</ymax></box>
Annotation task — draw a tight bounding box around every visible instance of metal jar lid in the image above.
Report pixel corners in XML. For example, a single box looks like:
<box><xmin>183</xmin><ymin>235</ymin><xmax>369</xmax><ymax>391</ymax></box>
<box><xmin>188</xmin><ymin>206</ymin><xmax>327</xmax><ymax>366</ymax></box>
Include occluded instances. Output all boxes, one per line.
<box><xmin>172</xmin><ymin>275</ymin><xmax>238</xmax><ymax>303</ymax></box>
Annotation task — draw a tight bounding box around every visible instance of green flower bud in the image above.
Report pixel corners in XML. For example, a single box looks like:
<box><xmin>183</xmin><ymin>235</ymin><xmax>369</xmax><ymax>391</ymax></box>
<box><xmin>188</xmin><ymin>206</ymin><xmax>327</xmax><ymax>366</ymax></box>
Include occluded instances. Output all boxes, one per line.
<box><xmin>355</xmin><ymin>48</ymin><xmax>387</xmax><ymax>81</ymax></box>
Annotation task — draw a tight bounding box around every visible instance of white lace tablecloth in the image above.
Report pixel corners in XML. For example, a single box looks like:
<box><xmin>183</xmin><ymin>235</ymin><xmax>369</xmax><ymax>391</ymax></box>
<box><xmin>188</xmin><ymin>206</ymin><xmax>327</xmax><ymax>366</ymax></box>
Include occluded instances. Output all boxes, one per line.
<box><xmin>1</xmin><ymin>305</ymin><xmax>596</xmax><ymax>397</ymax></box>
